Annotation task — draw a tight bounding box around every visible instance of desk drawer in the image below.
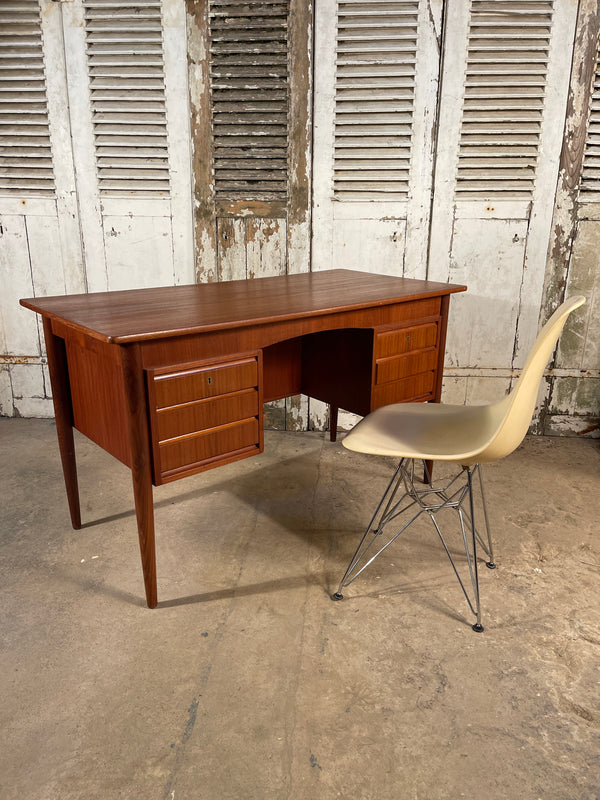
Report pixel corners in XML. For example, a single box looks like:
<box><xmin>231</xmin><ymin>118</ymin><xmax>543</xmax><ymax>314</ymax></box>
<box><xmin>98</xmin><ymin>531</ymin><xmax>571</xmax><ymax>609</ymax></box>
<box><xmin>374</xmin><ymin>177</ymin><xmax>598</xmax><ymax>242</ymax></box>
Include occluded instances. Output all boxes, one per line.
<box><xmin>156</xmin><ymin>389</ymin><xmax>259</xmax><ymax>442</ymax></box>
<box><xmin>146</xmin><ymin>353</ymin><xmax>263</xmax><ymax>483</ymax></box>
<box><xmin>375</xmin><ymin>322</ymin><xmax>438</xmax><ymax>359</ymax></box>
<box><xmin>376</xmin><ymin>349</ymin><xmax>438</xmax><ymax>385</ymax></box>
<box><xmin>372</xmin><ymin>372</ymin><xmax>435</xmax><ymax>408</ymax></box>
<box><xmin>373</xmin><ymin>319</ymin><xmax>440</xmax><ymax>404</ymax></box>
<box><xmin>152</xmin><ymin>357</ymin><xmax>258</xmax><ymax>409</ymax></box>
<box><xmin>159</xmin><ymin>418</ymin><xmax>260</xmax><ymax>474</ymax></box>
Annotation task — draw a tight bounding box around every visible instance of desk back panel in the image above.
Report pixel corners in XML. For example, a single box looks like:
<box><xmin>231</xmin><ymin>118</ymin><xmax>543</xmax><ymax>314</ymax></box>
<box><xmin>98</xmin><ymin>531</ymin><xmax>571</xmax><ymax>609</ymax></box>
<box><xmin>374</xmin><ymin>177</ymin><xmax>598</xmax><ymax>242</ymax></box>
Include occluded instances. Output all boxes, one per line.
<box><xmin>301</xmin><ymin>328</ymin><xmax>374</xmax><ymax>417</ymax></box>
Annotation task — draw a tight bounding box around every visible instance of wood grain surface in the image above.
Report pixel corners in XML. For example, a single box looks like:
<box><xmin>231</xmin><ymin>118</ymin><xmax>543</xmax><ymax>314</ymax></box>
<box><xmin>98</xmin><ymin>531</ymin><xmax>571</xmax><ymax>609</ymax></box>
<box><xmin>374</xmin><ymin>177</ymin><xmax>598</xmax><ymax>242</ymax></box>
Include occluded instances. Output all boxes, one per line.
<box><xmin>21</xmin><ymin>269</ymin><xmax>466</xmax><ymax>344</ymax></box>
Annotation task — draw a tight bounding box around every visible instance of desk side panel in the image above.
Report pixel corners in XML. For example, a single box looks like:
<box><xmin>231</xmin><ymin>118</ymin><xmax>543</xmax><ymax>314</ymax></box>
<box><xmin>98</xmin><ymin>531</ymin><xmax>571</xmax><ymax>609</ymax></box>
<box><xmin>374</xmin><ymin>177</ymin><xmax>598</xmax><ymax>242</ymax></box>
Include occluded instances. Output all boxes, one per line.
<box><xmin>56</xmin><ymin>323</ymin><xmax>132</xmax><ymax>467</ymax></box>
<box><xmin>263</xmin><ymin>338</ymin><xmax>302</xmax><ymax>402</ymax></box>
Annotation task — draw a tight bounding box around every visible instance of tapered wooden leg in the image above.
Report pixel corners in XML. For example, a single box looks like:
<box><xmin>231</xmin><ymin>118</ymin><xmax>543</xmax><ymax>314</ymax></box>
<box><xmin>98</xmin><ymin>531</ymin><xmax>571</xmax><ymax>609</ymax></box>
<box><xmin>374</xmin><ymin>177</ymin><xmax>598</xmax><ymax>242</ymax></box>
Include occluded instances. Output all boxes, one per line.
<box><xmin>42</xmin><ymin>317</ymin><xmax>81</xmax><ymax>529</ymax></box>
<box><xmin>424</xmin><ymin>459</ymin><xmax>434</xmax><ymax>485</ymax></box>
<box><xmin>329</xmin><ymin>404</ymin><xmax>338</xmax><ymax>442</ymax></box>
<box><xmin>120</xmin><ymin>344</ymin><xmax>157</xmax><ymax>609</ymax></box>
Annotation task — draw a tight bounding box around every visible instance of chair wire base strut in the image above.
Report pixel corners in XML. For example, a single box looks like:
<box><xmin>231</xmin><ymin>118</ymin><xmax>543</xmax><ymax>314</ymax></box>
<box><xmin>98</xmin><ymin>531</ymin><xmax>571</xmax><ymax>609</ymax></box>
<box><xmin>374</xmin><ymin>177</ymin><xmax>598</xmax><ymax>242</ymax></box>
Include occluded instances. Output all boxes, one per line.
<box><xmin>332</xmin><ymin>459</ymin><xmax>496</xmax><ymax>632</ymax></box>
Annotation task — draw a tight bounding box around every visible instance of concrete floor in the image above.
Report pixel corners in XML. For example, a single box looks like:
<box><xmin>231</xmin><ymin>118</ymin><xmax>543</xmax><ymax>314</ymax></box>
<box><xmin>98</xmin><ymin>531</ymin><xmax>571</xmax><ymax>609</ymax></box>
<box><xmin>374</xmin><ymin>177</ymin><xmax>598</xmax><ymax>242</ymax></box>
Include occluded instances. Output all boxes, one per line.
<box><xmin>1</xmin><ymin>418</ymin><xmax>599</xmax><ymax>800</ymax></box>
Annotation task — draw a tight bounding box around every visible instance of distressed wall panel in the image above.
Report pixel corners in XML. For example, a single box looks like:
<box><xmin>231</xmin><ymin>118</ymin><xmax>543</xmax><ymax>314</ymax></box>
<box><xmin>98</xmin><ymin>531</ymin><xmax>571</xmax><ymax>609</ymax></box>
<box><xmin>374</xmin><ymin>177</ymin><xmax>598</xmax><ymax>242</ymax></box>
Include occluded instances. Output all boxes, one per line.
<box><xmin>556</xmin><ymin>221</ymin><xmax>600</xmax><ymax>370</ymax></box>
<box><xmin>0</xmin><ymin>214</ymin><xmax>55</xmax><ymax>417</ymax></box>
<box><xmin>217</xmin><ymin>217</ymin><xmax>247</xmax><ymax>280</ymax></box>
<box><xmin>0</xmin><ymin>366</ymin><xmax>13</xmax><ymax>416</ymax></box>
<box><xmin>216</xmin><ymin>216</ymin><xmax>286</xmax><ymax>279</ymax></box>
<box><xmin>246</xmin><ymin>218</ymin><xmax>286</xmax><ymax>278</ymax></box>
<box><xmin>546</xmin><ymin>219</ymin><xmax>600</xmax><ymax>436</ymax></box>
<box><xmin>0</xmin><ymin>216</ymin><xmax>39</xmax><ymax>356</ymax></box>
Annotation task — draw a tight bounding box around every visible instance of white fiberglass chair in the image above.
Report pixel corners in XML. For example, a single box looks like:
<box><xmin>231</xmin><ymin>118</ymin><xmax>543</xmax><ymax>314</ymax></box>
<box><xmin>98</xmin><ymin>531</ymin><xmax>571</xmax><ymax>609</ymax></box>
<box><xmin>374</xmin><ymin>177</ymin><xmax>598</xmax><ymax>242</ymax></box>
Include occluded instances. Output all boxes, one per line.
<box><xmin>333</xmin><ymin>296</ymin><xmax>586</xmax><ymax>632</ymax></box>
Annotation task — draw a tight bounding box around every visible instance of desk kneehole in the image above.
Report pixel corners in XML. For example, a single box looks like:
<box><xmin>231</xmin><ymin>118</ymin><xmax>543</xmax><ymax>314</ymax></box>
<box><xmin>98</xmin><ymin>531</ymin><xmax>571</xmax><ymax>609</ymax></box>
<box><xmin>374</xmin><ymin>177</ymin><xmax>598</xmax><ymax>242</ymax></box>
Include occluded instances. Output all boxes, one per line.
<box><xmin>146</xmin><ymin>354</ymin><xmax>263</xmax><ymax>484</ymax></box>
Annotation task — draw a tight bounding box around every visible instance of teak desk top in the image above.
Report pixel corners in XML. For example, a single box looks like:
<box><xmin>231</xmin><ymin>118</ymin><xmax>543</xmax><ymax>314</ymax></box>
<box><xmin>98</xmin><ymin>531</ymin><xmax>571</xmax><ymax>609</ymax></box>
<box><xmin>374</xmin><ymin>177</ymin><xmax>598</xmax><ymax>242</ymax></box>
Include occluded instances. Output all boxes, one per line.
<box><xmin>21</xmin><ymin>269</ymin><xmax>466</xmax><ymax>608</ymax></box>
<box><xmin>21</xmin><ymin>268</ymin><xmax>464</xmax><ymax>344</ymax></box>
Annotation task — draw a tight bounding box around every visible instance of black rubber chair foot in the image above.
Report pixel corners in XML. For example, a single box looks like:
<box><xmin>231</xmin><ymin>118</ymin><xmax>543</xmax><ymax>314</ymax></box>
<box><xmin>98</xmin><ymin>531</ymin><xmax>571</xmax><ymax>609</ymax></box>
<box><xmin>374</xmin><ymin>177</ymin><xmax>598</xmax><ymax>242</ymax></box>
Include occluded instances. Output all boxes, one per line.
<box><xmin>472</xmin><ymin>623</ymin><xmax>484</xmax><ymax>633</ymax></box>
<box><xmin>486</xmin><ymin>561</ymin><xmax>497</xmax><ymax>570</ymax></box>
<box><xmin>332</xmin><ymin>592</ymin><xmax>344</xmax><ymax>601</ymax></box>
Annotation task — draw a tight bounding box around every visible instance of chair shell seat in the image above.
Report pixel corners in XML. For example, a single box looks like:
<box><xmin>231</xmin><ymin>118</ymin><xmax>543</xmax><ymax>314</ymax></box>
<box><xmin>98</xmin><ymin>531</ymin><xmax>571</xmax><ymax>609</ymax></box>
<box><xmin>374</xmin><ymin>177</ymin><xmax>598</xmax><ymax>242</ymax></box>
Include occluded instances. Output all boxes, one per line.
<box><xmin>342</xmin><ymin>398</ymin><xmax>511</xmax><ymax>465</ymax></box>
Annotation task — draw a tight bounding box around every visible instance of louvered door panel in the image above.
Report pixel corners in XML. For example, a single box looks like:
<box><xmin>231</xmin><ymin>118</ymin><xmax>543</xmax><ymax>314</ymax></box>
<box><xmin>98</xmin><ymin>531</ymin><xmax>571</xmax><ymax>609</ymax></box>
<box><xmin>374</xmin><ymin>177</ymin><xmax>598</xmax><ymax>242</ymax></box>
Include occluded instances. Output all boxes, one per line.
<box><xmin>456</xmin><ymin>0</ymin><xmax>553</xmax><ymax>200</ymax></box>
<box><xmin>580</xmin><ymin>44</ymin><xmax>600</xmax><ymax>198</ymax></box>
<box><xmin>334</xmin><ymin>0</ymin><xmax>419</xmax><ymax>200</ymax></box>
<box><xmin>83</xmin><ymin>0</ymin><xmax>170</xmax><ymax>196</ymax></box>
<box><xmin>429</xmin><ymin>0</ymin><xmax>577</xmax><ymax>409</ymax></box>
<box><xmin>0</xmin><ymin>0</ymin><xmax>54</xmax><ymax>196</ymax></box>
<box><xmin>209</xmin><ymin>0</ymin><xmax>289</xmax><ymax>206</ymax></box>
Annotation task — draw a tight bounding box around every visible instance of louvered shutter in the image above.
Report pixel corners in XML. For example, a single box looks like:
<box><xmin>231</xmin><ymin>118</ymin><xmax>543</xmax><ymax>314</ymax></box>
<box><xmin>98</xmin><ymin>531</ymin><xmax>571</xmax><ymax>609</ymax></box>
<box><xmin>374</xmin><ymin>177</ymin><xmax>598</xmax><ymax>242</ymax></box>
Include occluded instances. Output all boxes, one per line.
<box><xmin>0</xmin><ymin>0</ymin><xmax>54</xmax><ymax>196</ymax></box>
<box><xmin>312</xmin><ymin>0</ymin><xmax>442</xmax><ymax>277</ymax></box>
<box><xmin>334</xmin><ymin>0</ymin><xmax>419</xmax><ymax>200</ymax></box>
<box><xmin>192</xmin><ymin>0</ymin><xmax>311</xmax><ymax>284</ymax></box>
<box><xmin>429</xmin><ymin>0</ymin><xmax>577</xmax><ymax>405</ymax></box>
<box><xmin>83</xmin><ymin>0</ymin><xmax>170</xmax><ymax>196</ymax></box>
<box><xmin>455</xmin><ymin>0</ymin><xmax>553</xmax><ymax>200</ymax></box>
<box><xmin>58</xmin><ymin>0</ymin><xmax>193</xmax><ymax>290</ymax></box>
<box><xmin>579</xmin><ymin>43</ymin><xmax>600</xmax><ymax>198</ymax></box>
<box><xmin>209</xmin><ymin>0</ymin><xmax>289</xmax><ymax>207</ymax></box>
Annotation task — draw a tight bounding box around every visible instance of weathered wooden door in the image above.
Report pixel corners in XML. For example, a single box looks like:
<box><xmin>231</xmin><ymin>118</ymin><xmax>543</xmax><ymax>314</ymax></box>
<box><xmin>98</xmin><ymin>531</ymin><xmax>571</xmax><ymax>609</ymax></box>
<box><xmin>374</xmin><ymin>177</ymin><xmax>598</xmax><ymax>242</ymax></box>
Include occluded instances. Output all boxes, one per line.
<box><xmin>541</xmin><ymin>3</ymin><xmax>600</xmax><ymax>435</ymax></box>
<box><xmin>0</xmin><ymin>0</ymin><xmax>84</xmax><ymax>415</ymax></box>
<box><xmin>188</xmin><ymin>0</ymin><xmax>312</xmax><ymax>282</ymax></box>
<box><xmin>312</xmin><ymin>0</ymin><xmax>442</xmax><ymax>278</ymax></box>
<box><xmin>60</xmin><ymin>0</ymin><xmax>193</xmax><ymax>292</ymax></box>
<box><xmin>0</xmin><ymin>0</ymin><xmax>193</xmax><ymax>415</ymax></box>
<box><xmin>428</xmin><ymin>0</ymin><xmax>578</xmax><ymax>404</ymax></box>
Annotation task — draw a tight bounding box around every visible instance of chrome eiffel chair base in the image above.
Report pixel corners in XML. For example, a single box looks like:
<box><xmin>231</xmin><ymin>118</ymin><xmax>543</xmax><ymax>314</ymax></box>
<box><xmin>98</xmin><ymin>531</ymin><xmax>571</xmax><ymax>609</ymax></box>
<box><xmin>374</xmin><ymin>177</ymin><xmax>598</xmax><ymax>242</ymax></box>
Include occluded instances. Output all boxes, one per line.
<box><xmin>332</xmin><ymin>459</ymin><xmax>496</xmax><ymax>632</ymax></box>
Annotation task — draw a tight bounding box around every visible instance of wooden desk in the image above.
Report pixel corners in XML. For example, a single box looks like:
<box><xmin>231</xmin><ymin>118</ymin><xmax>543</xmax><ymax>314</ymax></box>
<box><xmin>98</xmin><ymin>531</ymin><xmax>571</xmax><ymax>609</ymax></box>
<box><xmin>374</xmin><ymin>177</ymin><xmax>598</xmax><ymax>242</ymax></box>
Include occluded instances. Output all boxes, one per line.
<box><xmin>21</xmin><ymin>269</ymin><xmax>466</xmax><ymax>607</ymax></box>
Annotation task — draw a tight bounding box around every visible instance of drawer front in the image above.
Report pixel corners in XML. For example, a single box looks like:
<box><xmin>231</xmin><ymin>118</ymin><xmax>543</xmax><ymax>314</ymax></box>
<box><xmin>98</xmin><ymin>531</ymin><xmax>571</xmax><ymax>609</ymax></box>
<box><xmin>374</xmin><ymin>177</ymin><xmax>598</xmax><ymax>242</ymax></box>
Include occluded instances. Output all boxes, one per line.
<box><xmin>153</xmin><ymin>357</ymin><xmax>258</xmax><ymax>409</ymax></box>
<box><xmin>159</xmin><ymin>418</ymin><xmax>260</xmax><ymax>474</ymax></box>
<box><xmin>372</xmin><ymin>372</ymin><xmax>436</xmax><ymax>408</ymax></box>
<box><xmin>375</xmin><ymin>322</ymin><xmax>438</xmax><ymax>359</ymax></box>
<box><xmin>146</xmin><ymin>352</ymin><xmax>263</xmax><ymax>483</ymax></box>
<box><xmin>376</xmin><ymin>348</ymin><xmax>438</xmax><ymax>385</ymax></box>
<box><xmin>156</xmin><ymin>389</ymin><xmax>259</xmax><ymax>442</ymax></box>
